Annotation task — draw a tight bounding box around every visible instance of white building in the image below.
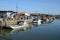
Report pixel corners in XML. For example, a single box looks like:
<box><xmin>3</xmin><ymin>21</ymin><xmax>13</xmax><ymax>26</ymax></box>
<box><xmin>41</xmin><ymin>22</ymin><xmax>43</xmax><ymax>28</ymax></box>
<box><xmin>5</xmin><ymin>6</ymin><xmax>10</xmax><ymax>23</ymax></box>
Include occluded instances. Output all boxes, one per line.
<box><xmin>0</xmin><ymin>10</ymin><xmax>15</xmax><ymax>18</ymax></box>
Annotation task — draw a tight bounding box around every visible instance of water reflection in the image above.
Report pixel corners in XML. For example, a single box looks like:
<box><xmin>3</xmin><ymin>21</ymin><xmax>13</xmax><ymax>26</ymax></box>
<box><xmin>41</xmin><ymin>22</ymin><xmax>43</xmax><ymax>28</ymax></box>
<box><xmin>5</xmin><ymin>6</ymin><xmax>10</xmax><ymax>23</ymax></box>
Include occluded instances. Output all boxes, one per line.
<box><xmin>0</xmin><ymin>29</ymin><xmax>12</xmax><ymax>40</ymax></box>
<box><xmin>0</xmin><ymin>24</ymin><xmax>35</xmax><ymax>40</ymax></box>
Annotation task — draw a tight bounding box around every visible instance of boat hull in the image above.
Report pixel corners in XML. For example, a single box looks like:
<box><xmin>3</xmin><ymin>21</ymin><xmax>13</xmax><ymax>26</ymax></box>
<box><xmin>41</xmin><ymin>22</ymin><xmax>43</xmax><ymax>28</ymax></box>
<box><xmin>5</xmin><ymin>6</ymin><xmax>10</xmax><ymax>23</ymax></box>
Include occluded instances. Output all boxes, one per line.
<box><xmin>9</xmin><ymin>24</ymin><xmax>29</xmax><ymax>30</ymax></box>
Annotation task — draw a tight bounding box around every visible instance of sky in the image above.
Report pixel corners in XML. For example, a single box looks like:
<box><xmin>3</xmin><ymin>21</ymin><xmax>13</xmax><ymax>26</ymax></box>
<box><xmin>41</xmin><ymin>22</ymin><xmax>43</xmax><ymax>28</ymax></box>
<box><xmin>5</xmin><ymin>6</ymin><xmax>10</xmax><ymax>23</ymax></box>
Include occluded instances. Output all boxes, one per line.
<box><xmin>0</xmin><ymin>0</ymin><xmax>60</xmax><ymax>14</ymax></box>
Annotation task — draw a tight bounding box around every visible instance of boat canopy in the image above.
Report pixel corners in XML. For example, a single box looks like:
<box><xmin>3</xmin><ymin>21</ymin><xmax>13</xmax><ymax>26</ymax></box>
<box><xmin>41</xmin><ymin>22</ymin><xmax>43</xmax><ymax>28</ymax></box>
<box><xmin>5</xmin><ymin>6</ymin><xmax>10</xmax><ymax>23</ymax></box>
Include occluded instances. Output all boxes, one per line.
<box><xmin>33</xmin><ymin>18</ymin><xmax>39</xmax><ymax>21</ymax></box>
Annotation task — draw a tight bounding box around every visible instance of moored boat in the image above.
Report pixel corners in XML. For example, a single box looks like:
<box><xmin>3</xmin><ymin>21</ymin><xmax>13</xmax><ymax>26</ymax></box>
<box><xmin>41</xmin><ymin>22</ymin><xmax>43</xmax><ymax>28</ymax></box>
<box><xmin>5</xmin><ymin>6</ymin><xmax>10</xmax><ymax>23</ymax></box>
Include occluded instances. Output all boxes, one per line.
<box><xmin>3</xmin><ymin>21</ymin><xmax>29</xmax><ymax>30</ymax></box>
<box><xmin>9</xmin><ymin>24</ymin><xmax>29</xmax><ymax>30</ymax></box>
<box><xmin>33</xmin><ymin>18</ymin><xmax>42</xmax><ymax>24</ymax></box>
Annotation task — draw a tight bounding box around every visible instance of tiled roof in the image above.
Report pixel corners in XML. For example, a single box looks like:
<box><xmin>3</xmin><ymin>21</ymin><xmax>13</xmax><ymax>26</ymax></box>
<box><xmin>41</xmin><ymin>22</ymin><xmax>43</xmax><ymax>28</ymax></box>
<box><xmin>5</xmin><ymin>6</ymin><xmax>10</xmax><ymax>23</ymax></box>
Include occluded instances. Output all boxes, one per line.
<box><xmin>16</xmin><ymin>12</ymin><xmax>26</xmax><ymax>15</ymax></box>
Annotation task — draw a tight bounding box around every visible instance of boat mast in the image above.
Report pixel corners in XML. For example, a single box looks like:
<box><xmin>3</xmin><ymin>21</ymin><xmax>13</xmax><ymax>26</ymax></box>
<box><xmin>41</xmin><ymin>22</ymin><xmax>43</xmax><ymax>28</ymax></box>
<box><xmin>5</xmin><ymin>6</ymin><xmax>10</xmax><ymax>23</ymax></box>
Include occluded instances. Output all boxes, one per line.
<box><xmin>16</xmin><ymin>3</ymin><xmax>18</xmax><ymax>13</ymax></box>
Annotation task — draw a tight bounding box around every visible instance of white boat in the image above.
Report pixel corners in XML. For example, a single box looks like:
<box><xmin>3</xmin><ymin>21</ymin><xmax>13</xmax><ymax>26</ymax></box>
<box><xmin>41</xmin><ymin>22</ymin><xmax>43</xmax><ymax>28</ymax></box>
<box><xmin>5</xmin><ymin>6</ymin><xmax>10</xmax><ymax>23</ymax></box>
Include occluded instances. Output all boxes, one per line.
<box><xmin>33</xmin><ymin>18</ymin><xmax>42</xmax><ymax>24</ymax></box>
<box><xmin>9</xmin><ymin>25</ymin><xmax>28</xmax><ymax>30</ymax></box>
<box><xmin>7</xmin><ymin>21</ymin><xmax>29</xmax><ymax>30</ymax></box>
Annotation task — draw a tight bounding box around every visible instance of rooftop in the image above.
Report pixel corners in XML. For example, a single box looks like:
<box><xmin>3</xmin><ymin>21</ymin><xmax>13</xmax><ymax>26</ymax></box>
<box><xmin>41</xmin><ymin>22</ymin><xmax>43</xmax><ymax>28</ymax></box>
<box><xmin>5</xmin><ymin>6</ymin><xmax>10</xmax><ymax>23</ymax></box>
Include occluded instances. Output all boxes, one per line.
<box><xmin>16</xmin><ymin>12</ymin><xmax>26</xmax><ymax>15</ymax></box>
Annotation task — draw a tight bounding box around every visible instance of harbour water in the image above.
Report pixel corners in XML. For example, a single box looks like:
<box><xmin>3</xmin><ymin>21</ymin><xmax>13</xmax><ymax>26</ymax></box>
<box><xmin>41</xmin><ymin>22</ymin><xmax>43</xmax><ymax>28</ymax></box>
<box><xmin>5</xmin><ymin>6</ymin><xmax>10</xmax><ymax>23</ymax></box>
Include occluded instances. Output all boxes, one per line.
<box><xmin>0</xmin><ymin>19</ymin><xmax>60</xmax><ymax>40</ymax></box>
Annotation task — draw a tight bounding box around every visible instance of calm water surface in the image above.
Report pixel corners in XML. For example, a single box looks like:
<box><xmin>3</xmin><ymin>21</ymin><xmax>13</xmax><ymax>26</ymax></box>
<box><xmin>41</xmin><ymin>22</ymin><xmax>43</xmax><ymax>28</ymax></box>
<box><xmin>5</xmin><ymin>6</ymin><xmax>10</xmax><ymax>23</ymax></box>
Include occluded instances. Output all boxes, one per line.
<box><xmin>0</xmin><ymin>20</ymin><xmax>60</xmax><ymax>40</ymax></box>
